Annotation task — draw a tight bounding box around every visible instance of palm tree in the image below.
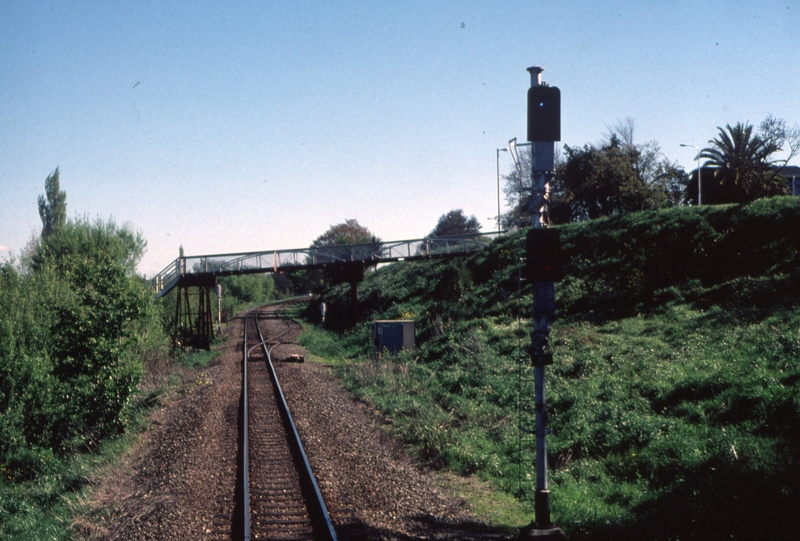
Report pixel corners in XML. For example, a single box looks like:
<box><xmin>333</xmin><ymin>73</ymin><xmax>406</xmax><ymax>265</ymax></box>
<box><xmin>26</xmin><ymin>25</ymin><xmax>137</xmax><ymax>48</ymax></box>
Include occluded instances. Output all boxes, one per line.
<box><xmin>698</xmin><ymin>122</ymin><xmax>788</xmax><ymax>203</ymax></box>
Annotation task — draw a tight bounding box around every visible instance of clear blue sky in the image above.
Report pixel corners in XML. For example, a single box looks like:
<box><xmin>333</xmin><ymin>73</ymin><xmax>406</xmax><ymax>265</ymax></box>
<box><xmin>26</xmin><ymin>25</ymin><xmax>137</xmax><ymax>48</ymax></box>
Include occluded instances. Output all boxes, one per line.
<box><xmin>2</xmin><ymin>1</ymin><xmax>799</xmax><ymax>275</ymax></box>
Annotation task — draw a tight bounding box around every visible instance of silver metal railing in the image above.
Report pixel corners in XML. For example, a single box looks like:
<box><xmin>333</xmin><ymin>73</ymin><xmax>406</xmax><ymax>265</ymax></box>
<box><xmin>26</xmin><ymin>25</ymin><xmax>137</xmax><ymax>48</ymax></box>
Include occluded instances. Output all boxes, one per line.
<box><xmin>152</xmin><ymin>231</ymin><xmax>505</xmax><ymax>297</ymax></box>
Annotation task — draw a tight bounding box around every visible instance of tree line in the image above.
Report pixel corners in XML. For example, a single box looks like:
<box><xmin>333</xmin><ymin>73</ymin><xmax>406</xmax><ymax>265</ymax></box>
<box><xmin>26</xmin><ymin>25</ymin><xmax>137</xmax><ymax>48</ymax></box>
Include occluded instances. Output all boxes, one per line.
<box><xmin>287</xmin><ymin>211</ymin><xmax>483</xmax><ymax>295</ymax></box>
<box><xmin>503</xmin><ymin>116</ymin><xmax>800</xmax><ymax>227</ymax></box>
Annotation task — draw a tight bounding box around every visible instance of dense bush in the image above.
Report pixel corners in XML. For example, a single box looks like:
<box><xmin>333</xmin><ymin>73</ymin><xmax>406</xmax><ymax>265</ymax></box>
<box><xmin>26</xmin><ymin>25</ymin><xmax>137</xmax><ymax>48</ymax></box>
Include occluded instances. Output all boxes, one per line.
<box><xmin>219</xmin><ymin>273</ymin><xmax>276</xmax><ymax>320</ymax></box>
<box><xmin>0</xmin><ymin>218</ymin><xmax>164</xmax><ymax>479</ymax></box>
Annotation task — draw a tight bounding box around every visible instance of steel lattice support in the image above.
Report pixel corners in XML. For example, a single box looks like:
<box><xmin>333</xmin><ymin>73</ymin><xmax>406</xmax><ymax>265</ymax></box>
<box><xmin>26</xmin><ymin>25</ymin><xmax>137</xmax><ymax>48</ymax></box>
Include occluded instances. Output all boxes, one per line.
<box><xmin>174</xmin><ymin>274</ymin><xmax>217</xmax><ymax>350</ymax></box>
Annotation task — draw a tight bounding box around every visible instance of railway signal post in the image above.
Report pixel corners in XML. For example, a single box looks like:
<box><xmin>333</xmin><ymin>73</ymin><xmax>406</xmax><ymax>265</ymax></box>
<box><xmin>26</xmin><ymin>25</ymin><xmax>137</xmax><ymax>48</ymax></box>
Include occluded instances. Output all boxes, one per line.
<box><xmin>520</xmin><ymin>66</ymin><xmax>567</xmax><ymax>541</ymax></box>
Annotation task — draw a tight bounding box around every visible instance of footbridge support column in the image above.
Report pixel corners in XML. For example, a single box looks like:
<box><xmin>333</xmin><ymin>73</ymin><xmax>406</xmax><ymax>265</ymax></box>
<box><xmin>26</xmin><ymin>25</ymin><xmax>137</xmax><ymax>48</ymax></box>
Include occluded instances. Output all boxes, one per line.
<box><xmin>174</xmin><ymin>274</ymin><xmax>218</xmax><ymax>350</ymax></box>
<box><xmin>343</xmin><ymin>262</ymin><xmax>364</xmax><ymax>324</ymax></box>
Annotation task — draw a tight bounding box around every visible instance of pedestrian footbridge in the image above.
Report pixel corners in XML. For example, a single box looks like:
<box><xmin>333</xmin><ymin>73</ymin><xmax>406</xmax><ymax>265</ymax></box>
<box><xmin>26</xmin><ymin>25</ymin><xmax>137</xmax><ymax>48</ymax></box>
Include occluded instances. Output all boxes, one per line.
<box><xmin>152</xmin><ymin>231</ymin><xmax>504</xmax><ymax>298</ymax></box>
<box><xmin>152</xmin><ymin>231</ymin><xmax>504</xmax><ymax>349</ymax></box>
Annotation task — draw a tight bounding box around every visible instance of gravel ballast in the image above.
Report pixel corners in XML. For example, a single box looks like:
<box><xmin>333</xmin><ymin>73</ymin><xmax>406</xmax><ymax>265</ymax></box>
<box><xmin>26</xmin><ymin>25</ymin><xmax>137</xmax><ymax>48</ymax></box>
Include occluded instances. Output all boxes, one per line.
<box><xmin>89</xmin><ymin>308</ymin><xmax>513</xmax><ymax>540</ymax></box>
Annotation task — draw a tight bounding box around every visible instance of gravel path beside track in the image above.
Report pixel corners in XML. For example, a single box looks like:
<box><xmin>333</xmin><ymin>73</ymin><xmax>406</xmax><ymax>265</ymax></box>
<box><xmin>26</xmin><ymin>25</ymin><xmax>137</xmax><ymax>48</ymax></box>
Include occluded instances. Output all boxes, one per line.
<box><xmin>88</xmin><ymin>304</ymin><xmax>512</xmax><ymax>540</ymax></box>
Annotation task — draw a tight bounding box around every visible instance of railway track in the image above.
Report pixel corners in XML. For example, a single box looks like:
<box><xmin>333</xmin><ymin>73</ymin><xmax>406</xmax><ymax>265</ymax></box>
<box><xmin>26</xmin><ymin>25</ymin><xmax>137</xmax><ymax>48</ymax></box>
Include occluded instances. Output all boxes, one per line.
<box><xmin>240</xmin><ymin>307</ymin><xmax>337</xmax><ymax>541</ymax></box>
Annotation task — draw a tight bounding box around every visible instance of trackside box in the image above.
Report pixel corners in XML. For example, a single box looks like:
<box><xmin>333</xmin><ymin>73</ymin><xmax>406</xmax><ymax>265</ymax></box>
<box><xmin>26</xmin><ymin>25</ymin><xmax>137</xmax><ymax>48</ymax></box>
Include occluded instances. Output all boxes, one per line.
<box><xmin>371</xmin><ymin>320</ymin><xmax>415</xmax><ymax>358</ymax></box>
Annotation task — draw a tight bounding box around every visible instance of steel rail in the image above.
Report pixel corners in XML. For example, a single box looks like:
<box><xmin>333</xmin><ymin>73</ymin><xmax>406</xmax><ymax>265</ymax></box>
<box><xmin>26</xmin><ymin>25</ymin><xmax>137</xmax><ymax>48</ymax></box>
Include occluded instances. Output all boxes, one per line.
<box><xmin>257</xmin><ymin>309</ymin><xmax>303</xmax><ymax>348</ymax></box>
<box><xmin>242</xmin><ymin>317</ymin><xmax>252</xmax><ymax>541</ymax></box>
<box><xmin>253</xmin><ymin>314</ymin><xmax>338</xmax><ymax>541</ymax></box>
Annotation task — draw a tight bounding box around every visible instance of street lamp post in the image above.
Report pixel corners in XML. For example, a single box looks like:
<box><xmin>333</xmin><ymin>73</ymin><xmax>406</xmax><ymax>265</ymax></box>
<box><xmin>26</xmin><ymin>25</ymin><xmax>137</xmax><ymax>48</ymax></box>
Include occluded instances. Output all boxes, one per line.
<box><xmin>497</xmin><ymin>147</ymin><xmax>508</xmax><ymax>231</ymax></box>
<box><xmin>680</xmin><ymin>143</ymin><xmax>702</xmax><ymax>206</ymax></box>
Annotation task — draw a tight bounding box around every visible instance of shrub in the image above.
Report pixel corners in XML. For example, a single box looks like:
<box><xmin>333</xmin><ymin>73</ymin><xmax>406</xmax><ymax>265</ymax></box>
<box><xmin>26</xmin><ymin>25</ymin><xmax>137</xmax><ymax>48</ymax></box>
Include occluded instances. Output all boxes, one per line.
<box><xmin>1</xmin><ymin>218</ymin><xmax>157</xmax><ymax>475</ymax></box>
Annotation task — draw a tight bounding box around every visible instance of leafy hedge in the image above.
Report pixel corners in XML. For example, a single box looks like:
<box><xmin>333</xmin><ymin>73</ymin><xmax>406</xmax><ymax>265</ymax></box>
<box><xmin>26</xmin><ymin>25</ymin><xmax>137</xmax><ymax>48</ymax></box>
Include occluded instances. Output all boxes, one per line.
<box><xmin>0</xmin><ymin>218</ymin><xmax>165</xmax><ymax>480</ymax></box>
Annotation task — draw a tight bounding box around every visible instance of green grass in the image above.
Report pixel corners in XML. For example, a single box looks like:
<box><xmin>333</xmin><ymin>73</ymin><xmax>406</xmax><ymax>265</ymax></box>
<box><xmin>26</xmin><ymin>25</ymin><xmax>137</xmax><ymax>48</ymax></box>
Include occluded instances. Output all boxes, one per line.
<box><xmin>0</xmin><ymin>410</ymin><xmax>148</xmax><ymax>540</ymax></box>
<box><xmin>544</xmin><ymin>306</ymin><xmax>800</xmax><ymax>539</ymax></box>
<box><xmin>298</xmin><ymin>326</ymin><xmax>350</xmax><ymax>364</ymax></box>
<box><xmin>304</xmin><ymin>198</ymin><xmax>800</xmax><ymax>540</ymax></box>
<box><xmin>176</xmin><ymin>348</ymin><xmax>219</xmax><ymax>370</ymax></box>
<box><xmin>439</xmin><ymin>473</ymin><xmax>531</xmax><ymax>533</ymax></box>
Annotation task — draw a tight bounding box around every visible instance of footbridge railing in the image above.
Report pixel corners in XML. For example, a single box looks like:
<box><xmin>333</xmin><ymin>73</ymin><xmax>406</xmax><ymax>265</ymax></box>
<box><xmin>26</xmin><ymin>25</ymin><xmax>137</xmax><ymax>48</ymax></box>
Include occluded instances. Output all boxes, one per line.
<box><xmin>152</xmin><ymin>231</ymin><xmax>504</xmax><ymax>297</ymax></box>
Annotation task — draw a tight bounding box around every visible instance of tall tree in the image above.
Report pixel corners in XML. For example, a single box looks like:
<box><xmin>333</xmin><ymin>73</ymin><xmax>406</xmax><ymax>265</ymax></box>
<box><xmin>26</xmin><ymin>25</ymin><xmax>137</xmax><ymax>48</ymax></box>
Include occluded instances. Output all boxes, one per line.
<box><xmin>38</xmin><ymin>167</ymin><xmax>67</xmax><ymax>239</ymax></box>
<box><xmin>694</xmin><ymin>119</ymin><xmax>797</xmax><ymax>204</ymax></box>
<box><xmin>306</xmin><ymin>219</ymin><xmax>382</xmax><ymax>325</ymax></box>
<box><xmin>310</xmin><ymin>219</ymin><xmax>381</xmax><ymax>253</ymax></box>
<box><xmin>555</xmin><ymin>120</ymin><xmax>684</xmax><ymax>222</ymax></box>
<box><xmin>428</xmin><ymin>209</ymin><xmax>481</xmax><ymax>237</ymax></box>
<box><xmin>31</xmin><ymin>217</ymin><xmax>146</xmax><ymax>275</ymax></box>
<box><xmin>757</xmin><ymin>115</ymin><xmax>800</xmax><ymax>169</ymax></box>
<box><xmin>419</xmin><ymin>209</ymin><xmax>482</xmax><ymax>256</ymax></box>
<box><xmin>502</xmin><ymin>120</ymin><xmax>685</xmax><ymax>225</ymax></box>
<box><xmin>22</xmin><ymin>217</ymin><xmax>150</xmax><ymax>451</ymax></box>
<box><xmin>307</xmin><ymin>219</ymin><xmax>381</xmax><ymax>291</ymax></box>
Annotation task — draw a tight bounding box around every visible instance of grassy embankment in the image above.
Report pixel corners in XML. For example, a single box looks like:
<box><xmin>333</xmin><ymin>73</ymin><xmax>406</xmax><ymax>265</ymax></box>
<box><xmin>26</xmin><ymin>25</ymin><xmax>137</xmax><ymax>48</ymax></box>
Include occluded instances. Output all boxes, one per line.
<box><xmin>301</xmin><ymin>197</ymin><xmax>800</xmax><ymax>541</ymax></box>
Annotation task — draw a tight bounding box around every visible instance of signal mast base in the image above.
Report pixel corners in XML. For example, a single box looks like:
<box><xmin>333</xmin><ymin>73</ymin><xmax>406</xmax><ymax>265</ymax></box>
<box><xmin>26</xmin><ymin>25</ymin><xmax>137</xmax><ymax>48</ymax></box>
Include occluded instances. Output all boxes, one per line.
<box><xmin>519</xmin><ymin>523</ymin><xmax>567</xmax><ymax>540</ymax></box>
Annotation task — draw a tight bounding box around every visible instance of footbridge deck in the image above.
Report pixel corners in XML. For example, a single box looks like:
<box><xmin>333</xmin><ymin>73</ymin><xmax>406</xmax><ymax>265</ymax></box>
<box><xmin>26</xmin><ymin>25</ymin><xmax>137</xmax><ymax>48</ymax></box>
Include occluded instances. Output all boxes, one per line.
<box><xmin>152</xmin><ymin>231</ymin><xmax>504</xmax><ymax>297</ymax></box>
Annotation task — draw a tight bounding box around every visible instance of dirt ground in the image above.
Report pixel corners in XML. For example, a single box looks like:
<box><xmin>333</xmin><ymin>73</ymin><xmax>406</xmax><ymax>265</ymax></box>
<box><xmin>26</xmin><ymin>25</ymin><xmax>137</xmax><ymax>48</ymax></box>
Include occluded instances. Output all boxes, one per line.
<box><xmin>85</xmin><ymin>308</ymin><xmax>514</xmax><ymax>540</ymax></box>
